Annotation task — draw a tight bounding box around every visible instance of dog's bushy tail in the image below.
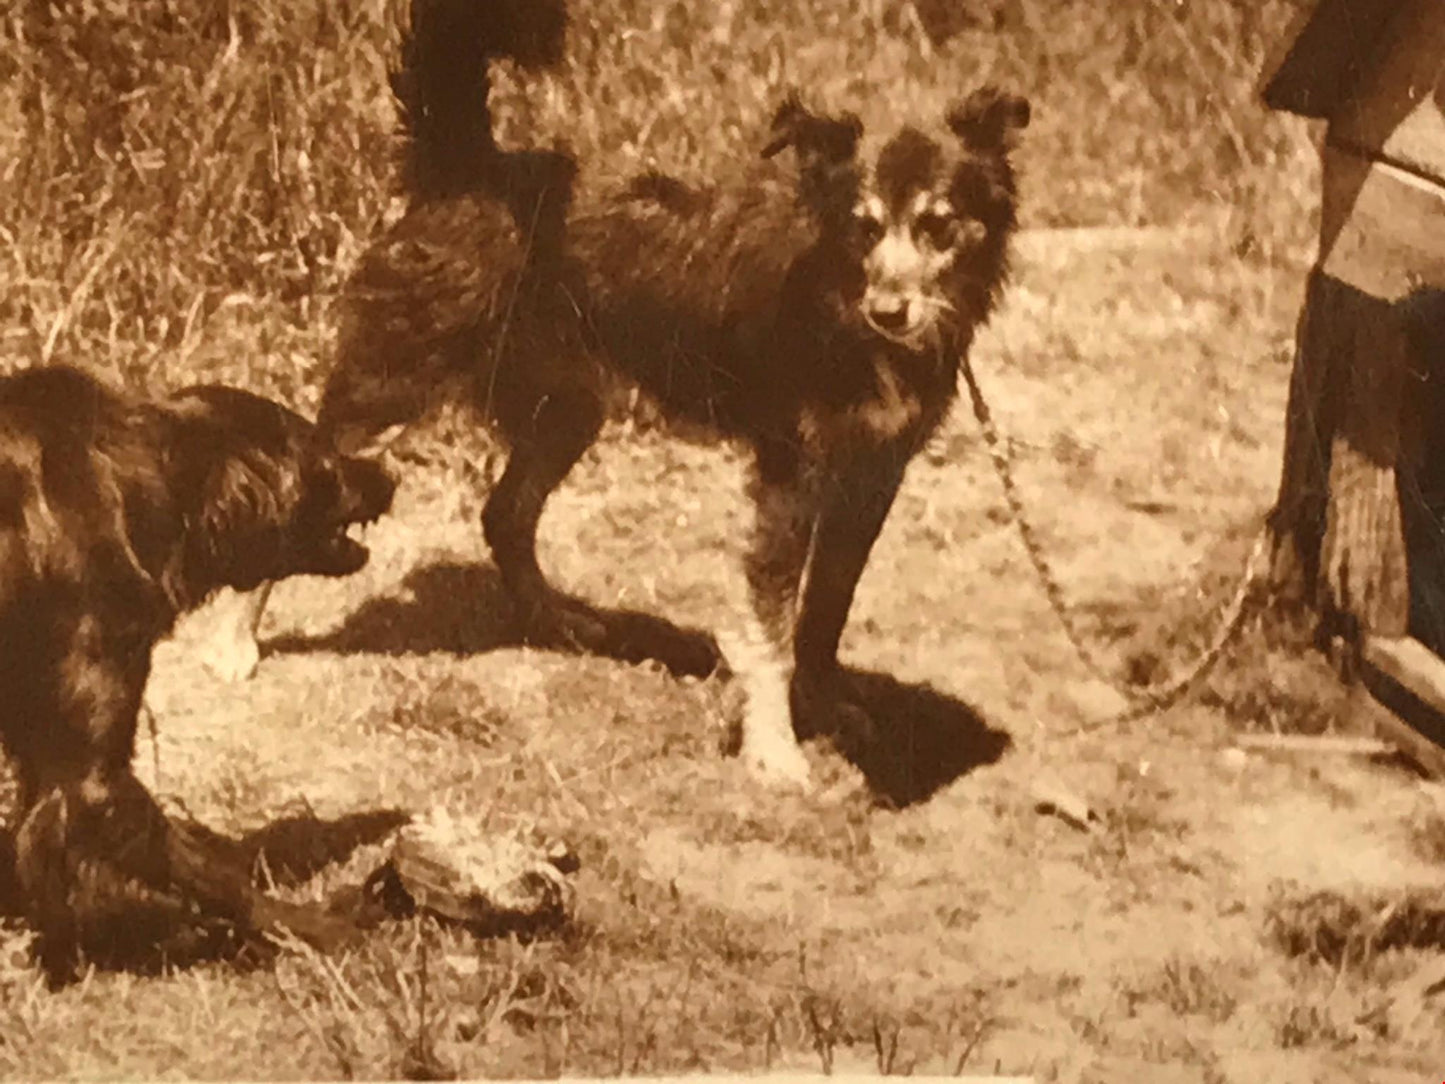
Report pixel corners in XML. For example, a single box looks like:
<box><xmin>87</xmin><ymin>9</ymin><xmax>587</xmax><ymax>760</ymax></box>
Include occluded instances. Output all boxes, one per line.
<box><xmin>391</xmin><ymin>0</ymin><xmax>569</xmax><ymax>201</ymax></box>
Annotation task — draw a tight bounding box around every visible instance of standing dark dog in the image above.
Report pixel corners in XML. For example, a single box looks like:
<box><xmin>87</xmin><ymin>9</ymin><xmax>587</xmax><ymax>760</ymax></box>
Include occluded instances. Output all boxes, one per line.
<box><xmin>0</xmin><ymin>363</ymin><xmax>395</xmax><ymax>983</ymax></box>
<box><xmin>218</xmin><ymin>0</ymin><xmax>1028</xmax><ymax>787</ymax></box>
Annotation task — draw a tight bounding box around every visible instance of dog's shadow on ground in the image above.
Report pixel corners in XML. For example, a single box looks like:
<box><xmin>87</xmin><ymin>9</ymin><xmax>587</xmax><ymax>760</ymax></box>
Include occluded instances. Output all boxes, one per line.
<box><xmin>268</xmin><ymin>560</ymin><xmax>720</xmax><ymax>677</ymax></box>
<box><xmin>799</xmin><ymin>670</ymin><xmax>1012</xmax><ymax>807</ymax></box>
<box><xmin>270</xmin><ymin>560</ymin><xmax>1010</xmax><ymax>808</ymax></box>
<box><xmin>269</xmin><ymin>562</ymin><xmax>517</xmax><ymax>659</ymax></box>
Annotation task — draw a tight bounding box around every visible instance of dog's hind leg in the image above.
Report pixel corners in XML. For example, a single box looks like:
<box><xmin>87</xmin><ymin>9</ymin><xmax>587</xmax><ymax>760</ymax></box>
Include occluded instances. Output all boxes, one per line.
<box><xmin>483</xmin><ymin>382</ymin><xmax>725</xmax><ymax>677</ymax></box>
<box><xmin>484</xmin><ymin>387</ymin><xmax>608</xmax><ymax>638</ymax></box>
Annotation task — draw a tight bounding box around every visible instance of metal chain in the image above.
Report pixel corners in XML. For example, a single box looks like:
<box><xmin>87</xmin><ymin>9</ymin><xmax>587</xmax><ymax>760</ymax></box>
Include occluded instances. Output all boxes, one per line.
<box><xmin>958</xmin><ymin>354</ymin><xmax>1271</xmax><ymax>732</ymax></box>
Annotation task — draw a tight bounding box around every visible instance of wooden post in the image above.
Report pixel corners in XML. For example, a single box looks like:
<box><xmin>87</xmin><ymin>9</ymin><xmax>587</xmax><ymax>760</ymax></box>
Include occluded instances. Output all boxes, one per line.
<box><xmin>1270</xmin><ymin>143</ymin><xmax>1445</xmax><ymax>648</ymax></box>
<box><xmin>1264</xmin><ymin>0</ymin><xmax>1445</xmax><ymax>652</ymax></box>
<box><xmin>1317</xmin><ymin>291</ymin><xmax>1413</xmax><ymax>639</ymax></box>
<box><xmin>1261</xmin><ymin>0</ymin><xmax>1445</xmax><ymax>769</ymax></box>
<box><xmin>1268</xmin><ymin>272</ymin><xmax>1343</xmax><ymax>608</ymax></box>
<box><xmin>1269</xmin><ymin>276</ymin><xmax>1413</xmax><ymax>643</ymax></box>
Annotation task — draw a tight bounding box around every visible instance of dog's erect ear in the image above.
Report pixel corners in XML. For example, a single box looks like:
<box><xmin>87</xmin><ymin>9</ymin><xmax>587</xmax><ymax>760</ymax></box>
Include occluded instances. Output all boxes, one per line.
<box><xmin>761</xmin><ymin>92</ymin><xmax>863</xmax><ymax>168</ymax></box>
<box><xmin>946</xmin><ymin>86</ymin><xmax>1030</xmax><ymax>152</ymax></box>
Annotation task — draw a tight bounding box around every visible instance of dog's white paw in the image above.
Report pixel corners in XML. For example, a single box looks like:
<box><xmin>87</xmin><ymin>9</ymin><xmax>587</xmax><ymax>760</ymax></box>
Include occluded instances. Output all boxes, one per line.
<box><xmin>190</xmin><ymin>586</ymin><xmax>271</xmax><ymax>683</ymax></box>
<box><xmin>739</xmin><ymin>731</ymin><xmax>814</xmax><ymax>790</ymax></box>
<box><xmin>198</xmin><ymin>632</ymin><xmax>261</xmax><ymax>683</ymax></box>
<box><xmin>721</xmin><ymin>617</ymin><xmax>813</xmax><ymax>789</ymax></box>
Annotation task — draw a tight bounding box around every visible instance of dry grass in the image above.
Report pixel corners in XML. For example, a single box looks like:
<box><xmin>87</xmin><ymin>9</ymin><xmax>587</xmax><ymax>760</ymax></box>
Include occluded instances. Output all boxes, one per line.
<box><xmin>1</xmin><ymin>0</ymin><xmax>1319</xmax><ymax>394</ymax></box>
<box><xmin>5</xmin><ymin>1</ymin><xmax>1445</xmax><ymax>1081</ymax></box>
<box><xmin>1267</xmin><ymin>887</ymin><xmax>1445</xmax><ymax>967</ymax></box>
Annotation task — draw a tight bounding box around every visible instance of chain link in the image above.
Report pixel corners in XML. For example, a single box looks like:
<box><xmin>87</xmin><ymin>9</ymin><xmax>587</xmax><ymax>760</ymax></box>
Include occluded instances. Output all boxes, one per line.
<box><xmin>958</xmin><ymin>354</ymin><xmax>1271</xmax><ymax>733</ymax></box>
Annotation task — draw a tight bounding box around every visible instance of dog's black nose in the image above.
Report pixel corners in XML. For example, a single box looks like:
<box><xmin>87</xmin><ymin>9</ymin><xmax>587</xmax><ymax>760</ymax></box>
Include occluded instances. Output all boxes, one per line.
<box><xmin>351</xmin><ymin>457</ymin><xmax>398</xmax><ymax>516</ymax></box>
<box><xmin>370</xmin><ymin>465</ymin><xmax>398</xmax><ymax>514</ymax></box>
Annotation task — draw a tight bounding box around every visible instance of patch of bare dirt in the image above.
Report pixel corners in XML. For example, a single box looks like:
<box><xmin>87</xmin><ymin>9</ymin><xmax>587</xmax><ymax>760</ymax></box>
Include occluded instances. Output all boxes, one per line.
<box><xmin>6</xmin><ymin>228</ymin><xmax>1442</xmax><ymax>1082</ymax></box>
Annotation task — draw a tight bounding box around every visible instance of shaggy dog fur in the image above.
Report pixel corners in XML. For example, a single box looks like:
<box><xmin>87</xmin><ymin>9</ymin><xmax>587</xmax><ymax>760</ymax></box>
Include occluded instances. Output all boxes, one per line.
<box><xmin>227</xmin><ymin>0</ymin><xmax>1029</xmax><ymax>787</ymax></box>
<box><xmin>0</xmin><ymin>363</ymin><xmax>395</xmax><ymax>984</ymax></box>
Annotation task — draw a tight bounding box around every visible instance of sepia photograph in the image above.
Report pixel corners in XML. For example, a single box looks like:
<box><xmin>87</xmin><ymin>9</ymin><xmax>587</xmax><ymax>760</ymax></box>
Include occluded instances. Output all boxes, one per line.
<box><xmin>0</xmin><ymin>0</ymin><xmax>1442</xmax><ymax>1079</ymax></box>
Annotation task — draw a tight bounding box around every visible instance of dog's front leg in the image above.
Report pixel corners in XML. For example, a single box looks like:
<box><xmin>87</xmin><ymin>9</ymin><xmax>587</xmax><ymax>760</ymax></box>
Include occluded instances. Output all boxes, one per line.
<box><xmin>727</xmin><ymin>460</ymin><xmax>820</xmax><ymax>788</ymax></box>
<box><xmin>15</xmin><ymin>768</ymin><xmax>360</xmax><ymax>984</ymax></box>
<box><xmin>791</xmin><ymin>455</ymin><xmax>908</xmax><ymax>737</ymax></box>
<box><xmin>148</xmin><ymin>787</ymin><xmax>362</xmax><ymax>953</ymax></box>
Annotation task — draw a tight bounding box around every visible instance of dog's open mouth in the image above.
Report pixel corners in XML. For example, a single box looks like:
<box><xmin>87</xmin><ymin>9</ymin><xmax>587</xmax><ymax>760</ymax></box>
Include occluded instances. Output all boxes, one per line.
<box><xmin>862</xmin><ymin>312</ymin><xmax>928</xmax><ymax>349</ymax></box>
<box><xmin>316</xmin><ymin>514</ymin><xmax>382</xmax><ymax>575</ymax></box>
<box><xmin>305</xmin><ymin>454</ymin><xmax>397</xmax><ymax>576</ymax></box>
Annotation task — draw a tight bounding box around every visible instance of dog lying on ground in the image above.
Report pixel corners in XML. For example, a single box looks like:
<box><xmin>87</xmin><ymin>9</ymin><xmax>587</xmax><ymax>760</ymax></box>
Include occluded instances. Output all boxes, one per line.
<box><xmin>214</xmin><ymin>0</ymin><xmax>1029</xmax><ymax>788</ymax></box>
<box><xmin>0</xmin><ymin>363</ymin><xmax>395</xmax><ymax>983</ymax></box>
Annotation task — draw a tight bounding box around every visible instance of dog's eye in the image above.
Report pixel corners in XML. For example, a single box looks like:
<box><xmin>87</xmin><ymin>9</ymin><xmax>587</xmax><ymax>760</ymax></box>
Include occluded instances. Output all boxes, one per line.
<box><xmin>915</xmin><ymin>212</ymin><xmax>959</xmax><ymax>249</ymax></box>
<box><xmin>852</xmin><ymin>210</ymin><xmax>885</xmax><ymax>248</ymax></box>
